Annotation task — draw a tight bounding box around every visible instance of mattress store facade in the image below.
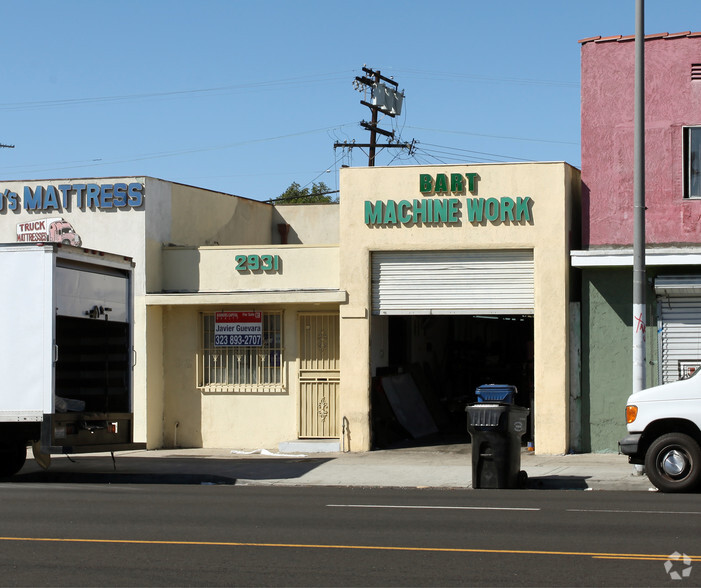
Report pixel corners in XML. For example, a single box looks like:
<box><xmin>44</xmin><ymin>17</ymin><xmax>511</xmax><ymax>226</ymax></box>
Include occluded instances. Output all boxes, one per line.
<box><xmin>0</xmin><ymin>162</ymin><xmax>579</xmax><ymax>454</ymax></box>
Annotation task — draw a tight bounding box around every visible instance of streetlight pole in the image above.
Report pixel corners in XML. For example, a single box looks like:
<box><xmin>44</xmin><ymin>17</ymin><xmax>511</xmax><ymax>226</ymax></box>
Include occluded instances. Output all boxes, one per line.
<box><xmin>632</xmin><ymin>0</ymin><xmax>646</xmax><ymax>393</ymax></box>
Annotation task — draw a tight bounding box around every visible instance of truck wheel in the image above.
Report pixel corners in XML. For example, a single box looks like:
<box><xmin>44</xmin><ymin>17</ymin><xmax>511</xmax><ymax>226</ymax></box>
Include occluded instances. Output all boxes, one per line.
<box><xmin>0</xmin><ymin>444</ymin><xmax>27</xmax><ymax>477</ymax></box>
<box><xmin>645</xmin><ymin>433</ymin><xmax>701</xmax><ymax>493</ymax></box>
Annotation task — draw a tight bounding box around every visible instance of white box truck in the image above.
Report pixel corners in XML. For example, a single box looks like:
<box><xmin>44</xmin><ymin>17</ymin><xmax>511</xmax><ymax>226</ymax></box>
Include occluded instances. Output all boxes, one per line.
<box><xmin>620</xmin><ymin>371</ymin><xmax>701</xmax><ymax>492</ymax></box>
<box><xmin>0</xmin><ymin>243</ymin><xmax>144</xmax><ymax>476</ymax></box>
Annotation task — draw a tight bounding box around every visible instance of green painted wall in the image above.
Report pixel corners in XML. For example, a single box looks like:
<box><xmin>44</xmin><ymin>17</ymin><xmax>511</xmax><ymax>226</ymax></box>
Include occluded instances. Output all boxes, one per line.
<box><xmin>581</xmin><ymin>269</ymin><xmax>657</xmax><ymax>452</ymax></box>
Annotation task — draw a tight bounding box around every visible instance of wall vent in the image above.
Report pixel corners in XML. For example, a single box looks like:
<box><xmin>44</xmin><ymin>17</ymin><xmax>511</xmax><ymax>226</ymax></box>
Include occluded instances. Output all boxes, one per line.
<box><xmin>692</xmin><ymin>63</ymin><xmax>701</xmax><ymax>81</ymax></box>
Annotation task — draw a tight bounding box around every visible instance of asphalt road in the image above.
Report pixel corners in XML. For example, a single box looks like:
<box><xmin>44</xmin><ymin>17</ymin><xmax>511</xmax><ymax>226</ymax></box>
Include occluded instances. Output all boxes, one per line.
<box><xmin>0</xmin><ymin>483</ymin><xmax>699</xmax><ymax>586</ymax></box>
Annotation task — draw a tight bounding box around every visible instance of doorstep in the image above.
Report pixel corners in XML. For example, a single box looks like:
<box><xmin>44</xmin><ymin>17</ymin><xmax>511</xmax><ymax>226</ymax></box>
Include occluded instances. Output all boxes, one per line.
<box><xmin>278</xmin><ymin>439</ymin><xmax>341</xmax><ymax>454</ymax></box>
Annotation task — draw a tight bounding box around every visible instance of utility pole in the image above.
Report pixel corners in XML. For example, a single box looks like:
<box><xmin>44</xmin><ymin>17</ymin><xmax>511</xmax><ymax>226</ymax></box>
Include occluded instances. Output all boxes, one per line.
<box><xmin>335</xmin><ymin>66</ymin><xmax>413</xmax><ymax>166</ymax></box>
<box><xmin>633</xmin><ymin>0</ymin><xmax>646</xmax><ymax>393</ymax></box>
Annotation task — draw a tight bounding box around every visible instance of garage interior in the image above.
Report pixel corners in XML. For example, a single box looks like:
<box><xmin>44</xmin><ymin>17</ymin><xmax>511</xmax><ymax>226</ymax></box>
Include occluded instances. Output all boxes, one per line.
<box><xmin>371</xmin><ymin>315</ymin><xmax>534</xmax><ymax>449</ymax></box>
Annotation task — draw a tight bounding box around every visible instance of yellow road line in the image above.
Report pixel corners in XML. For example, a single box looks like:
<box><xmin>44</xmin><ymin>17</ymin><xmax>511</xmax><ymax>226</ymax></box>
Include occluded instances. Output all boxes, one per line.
<box><xmin>0</xmin><ymin>536</ymin><xmax>698</xmax><ymax>561</ymax></box>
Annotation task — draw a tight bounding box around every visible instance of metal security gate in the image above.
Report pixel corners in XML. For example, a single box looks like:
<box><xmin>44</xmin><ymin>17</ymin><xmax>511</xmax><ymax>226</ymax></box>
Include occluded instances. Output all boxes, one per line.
<box><xmin>371</xmin><ymin>250</ymin><xmax>534</xmax><ymax>315</ymax></box>
<box><xmin>298</xmin><ymin>313</ymin><xmax>340</xmax><ymax>438</ymax></box>
<box><xmin>656</xmin><ymin>276</ymin><xmax>701</xmax><ymax>383</ymax></box>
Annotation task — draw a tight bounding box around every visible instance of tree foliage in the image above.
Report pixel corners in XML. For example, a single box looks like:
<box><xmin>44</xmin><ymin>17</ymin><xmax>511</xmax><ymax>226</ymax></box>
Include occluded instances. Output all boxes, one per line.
<box><xmin>275</xmin><ymin>181</ymin><xmax>337</xmax><ymax>204</ymax></box>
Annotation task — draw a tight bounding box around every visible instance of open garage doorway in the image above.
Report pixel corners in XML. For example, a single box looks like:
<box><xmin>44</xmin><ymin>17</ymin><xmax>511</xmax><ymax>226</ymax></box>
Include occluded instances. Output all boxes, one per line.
<box><xmin>371</xmin><ymin>315</ymin><xmax>534</xmax><ymax>449</ymax></box>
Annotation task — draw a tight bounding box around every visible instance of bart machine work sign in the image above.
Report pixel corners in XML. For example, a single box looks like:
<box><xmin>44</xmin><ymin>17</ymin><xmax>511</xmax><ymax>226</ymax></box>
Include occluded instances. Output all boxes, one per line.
<box><xmin>214</xmin><ymin>311</ymin><xmax>262</xmax><ymax>346</ymax></box>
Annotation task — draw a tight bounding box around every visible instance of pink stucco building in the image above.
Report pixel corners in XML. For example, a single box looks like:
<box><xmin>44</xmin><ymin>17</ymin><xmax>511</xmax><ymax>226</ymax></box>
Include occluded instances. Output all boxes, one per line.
<box><xmin>572</xmin><ymin>31</ymin><xmax>701</xmax><ymax>453</ymax></box>
<box><xmin>580</xmin><ymin>32</ymin><xmax>701</xmax><ymax>247</ymax></box>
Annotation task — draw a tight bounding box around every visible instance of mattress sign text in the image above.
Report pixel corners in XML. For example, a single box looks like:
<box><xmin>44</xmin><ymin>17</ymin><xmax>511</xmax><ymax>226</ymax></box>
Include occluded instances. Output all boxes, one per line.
<box><xmin>0</xmin><ymin>182</ymin><xmax>144</xmax><ymax>212</ymax></box>
<box><xmin>364</xmin><ymin>172</ymin><xmax>533</xmax><ymax>226</ymax></box>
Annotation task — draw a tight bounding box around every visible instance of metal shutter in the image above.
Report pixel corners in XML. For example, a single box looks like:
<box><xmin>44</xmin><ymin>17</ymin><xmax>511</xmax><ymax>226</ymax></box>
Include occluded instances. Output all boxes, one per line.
<box><xmin>656</xmin><ymin>276</ymin><xmax>701</xmax><ymax>383</ymax></box>
<box><xmin>371</xmin><ymin>250</ymin><xmax>534</xmax><ymax>315</ymax></box>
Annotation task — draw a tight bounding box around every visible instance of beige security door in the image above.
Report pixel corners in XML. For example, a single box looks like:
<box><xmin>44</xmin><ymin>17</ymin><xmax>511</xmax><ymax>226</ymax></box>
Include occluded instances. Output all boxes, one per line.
<box><xmin>298</xmin><ymin>313</ymin><xmax>340</xmax><ymax>438</ymax></box>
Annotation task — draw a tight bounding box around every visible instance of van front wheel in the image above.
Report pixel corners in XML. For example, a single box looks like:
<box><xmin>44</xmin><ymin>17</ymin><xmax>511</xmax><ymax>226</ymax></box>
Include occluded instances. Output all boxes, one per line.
<box><xmin>645</xmin><ymin>433</ymin><xmax>701</xmax><ymax>493</ymax></box>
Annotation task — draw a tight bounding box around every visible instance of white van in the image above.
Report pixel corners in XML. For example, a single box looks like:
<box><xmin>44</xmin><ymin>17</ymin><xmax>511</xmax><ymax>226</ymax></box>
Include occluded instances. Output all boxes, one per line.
<box><xmin>620</xmin><ymin>371</ymin><xmax>701</xmax><ymax>492</ymax></box>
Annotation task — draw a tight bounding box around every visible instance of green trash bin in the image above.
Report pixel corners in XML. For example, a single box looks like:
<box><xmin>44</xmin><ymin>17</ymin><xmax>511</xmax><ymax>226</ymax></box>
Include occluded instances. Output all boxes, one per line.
<box><xmin>466</xmin><ymin>403</ymin><xmax>529</xmax><ymax>489</ymax></box>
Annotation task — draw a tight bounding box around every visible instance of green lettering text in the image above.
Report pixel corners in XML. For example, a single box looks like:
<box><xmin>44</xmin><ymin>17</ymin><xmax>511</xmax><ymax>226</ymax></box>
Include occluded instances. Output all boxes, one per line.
<box><xmin>466</xmin><ymin>198</ymin><xmax>484</xmax><ymax>222</ymax></box>
<box><xmin>419</xmin><ymin>174</ymin><xmax>433</xmax><ymax>193</ymax></box>
<box><xmin>433</xmin><ymin>198</ymin><xmax>448</xmax><ymax>222</ymax></box>
<box><xmin>515</xmin><ymin>196</ymin><xmax>532</xmax><ymax>221</ymax></box>
<box><xmin>447</xmin><ymin>198</ymin><xmax>460</xmax><ymax>222</ymax></box>
<box><xmin>397</xmin><ymin>200</ymin><xmax>412</xmax><ymax>223</ymax></box>
<box><xmin>412</xmin><ymin>199</ymin><xmax>426</xmax><ymax>223</ymax></box>
<box><xmin>434</xmin><ymin>173</ymin><xmax>448</xmax><ymax>193</ymax></box>
<box><xmin>384</xmin><ymin>200</ymin><xmax>398</xmax><ymax>224</ymax></box>
<box><xmin>485</xmin><ymin>198</ymin><xmax>499</xmax><ymax>221</ymax></box>
<box><xmin>364</xmin><ymin>200</ymin><xmax>383</xmax><ymax>224</ymax></box>
<box><xmin>466</xmin><ymin>173</ymin><xmax>478</xmax><ymax>192</ymax></box>
<box><xmin>500</xmin><ymin>197</ymin><xmax>515</xmax><ymax>222</ymax></box>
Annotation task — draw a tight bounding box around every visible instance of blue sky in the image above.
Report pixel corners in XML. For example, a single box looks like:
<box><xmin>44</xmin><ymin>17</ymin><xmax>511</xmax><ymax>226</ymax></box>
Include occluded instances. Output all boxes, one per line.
<box><xmin>2</xmin><ymin>1</ymin><xmax>699</xmax><ymax>202</ymax></box>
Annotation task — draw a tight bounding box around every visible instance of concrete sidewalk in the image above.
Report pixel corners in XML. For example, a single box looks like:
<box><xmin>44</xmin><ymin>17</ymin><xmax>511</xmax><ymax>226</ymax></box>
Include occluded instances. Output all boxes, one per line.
<box><xmin>12</xmin><ymin>445</ymin><xmax>656</xmax><ymax>491</ymax></box>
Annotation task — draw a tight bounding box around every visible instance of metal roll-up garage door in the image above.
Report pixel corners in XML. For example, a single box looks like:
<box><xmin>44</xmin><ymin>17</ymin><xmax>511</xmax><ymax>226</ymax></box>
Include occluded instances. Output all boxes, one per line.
<box><xmin>656</xmin><ymin>276</ymin><xmax>701</xmax><ymax>383</ymax></box>
<box><xmin>371</xmin><ymin>250</ymin><xmax>534</xmax><ymax>315</ymax></box>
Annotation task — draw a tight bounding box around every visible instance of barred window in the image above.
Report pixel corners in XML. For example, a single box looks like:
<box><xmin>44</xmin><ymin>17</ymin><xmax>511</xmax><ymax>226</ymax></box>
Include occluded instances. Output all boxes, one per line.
<box><xmin>199</xmin><ymin>311</ymin><xmax>285</xmax><ymax>392</ymax></box>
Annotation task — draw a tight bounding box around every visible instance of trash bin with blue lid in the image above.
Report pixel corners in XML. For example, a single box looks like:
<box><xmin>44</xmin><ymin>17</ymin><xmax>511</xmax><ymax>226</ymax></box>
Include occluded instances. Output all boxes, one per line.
<box><xmin>475</xmin><ymin>384</ymin><xmax>517</xmax><ymax>404</ymax></box>
<box><xmin>466</xmin><ymin>385</ymin><xmax>529</xmax><ymax>489</ymax></box>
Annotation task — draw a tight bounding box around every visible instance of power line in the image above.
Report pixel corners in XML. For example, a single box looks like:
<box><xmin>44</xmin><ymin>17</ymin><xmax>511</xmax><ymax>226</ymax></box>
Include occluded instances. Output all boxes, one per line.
<box><xmin>416</xmin><ymin>143</ymin><xmax>534</xmax><ymax>163</ymax></box>
<box><xmin>0</xmin><ymin>71</ymin><xmax>355</xmax><ymax>112</ymax></box>
<box><xmin>405</xmin><ymin>125</ymin><xmax>578</xmax><ymax>146</ymax></box>
<box><xmin>0</xmin><ymin>124</ymin><xmax>357</xmax><ymax>176</ymax></box>
<box><xmin>300</xmin><ymin>152</ymin><xmax>347</xmax><ymax>191</ymax></box>
<box><xmin>382</xmin><ymin>67</ymin><xmax>579</xmax><ymax>88</ymax></box>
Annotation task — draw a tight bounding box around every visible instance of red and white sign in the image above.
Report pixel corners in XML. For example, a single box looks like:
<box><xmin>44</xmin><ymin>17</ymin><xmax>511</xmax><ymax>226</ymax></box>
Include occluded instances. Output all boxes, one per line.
<box><xmin>16</xmin><ymin>218</ymin><xmax>82</xmax><ymax>246</ymax></box>
<box><xmin>214</xmin><ymin>311</ymin><xmax>262</xmax><ymax>347</ymax></box>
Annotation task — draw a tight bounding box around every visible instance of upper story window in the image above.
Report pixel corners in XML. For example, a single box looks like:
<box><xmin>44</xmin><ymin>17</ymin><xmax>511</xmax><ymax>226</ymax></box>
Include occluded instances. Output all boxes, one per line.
<box><xmin>684</xmin><ymin>126</ymin><xmax>701</xmax><ymax>198</ymax></box>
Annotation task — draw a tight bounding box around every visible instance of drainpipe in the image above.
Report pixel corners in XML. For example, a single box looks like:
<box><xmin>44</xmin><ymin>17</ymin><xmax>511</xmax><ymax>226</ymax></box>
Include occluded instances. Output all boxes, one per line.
<box><xmin>277</xmin><ymin>224</ymin><xmax>290</xmax><ymax>244</ymax></box>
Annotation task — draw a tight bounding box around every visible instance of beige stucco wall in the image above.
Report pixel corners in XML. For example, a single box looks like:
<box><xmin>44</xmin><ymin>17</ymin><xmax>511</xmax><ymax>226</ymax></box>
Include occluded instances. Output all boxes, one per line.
<box><xmin>160</xmin><ymin>302</ymin><xmax>339</xmax><ymax>449</ymax></box>
<box><xmin>153</xmin><ymin>242</ymin><xmax>343</xmax><ymax>449</ymax></box>
<box><xmin>146</xmin><ymin>183</ymin><xmax>275</xmax><ymax>447</ymax></box>
<box><xmin>339</xmin><ymin>163</ymin><xmax>580</xmax><ymax>454</ymax></box>
<box><xmin>169</xmin><ymin>182</ymin><xmax>274</xmax><ymax>248</ymax></box>
<box><xmin>161</xmin><ymin>245</ymin><xmax>339</xmax><ymax>293</ymax></box>
<box><xmin>272</xmin><ymin>203</ymin><xmax>339</xmax><ymax>244</ymax></box>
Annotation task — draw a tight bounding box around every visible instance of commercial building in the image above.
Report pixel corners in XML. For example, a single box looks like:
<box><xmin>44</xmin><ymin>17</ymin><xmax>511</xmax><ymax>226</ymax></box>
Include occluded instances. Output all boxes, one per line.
<box><xmin>573</xmin><ymin>32</ymin><xmax>701</xmax><ymax>452</ymax></box>
<box><xmin>0</xmin><ymin>162</ymin><xmax>579</xmax><ymax>454</ymax></box>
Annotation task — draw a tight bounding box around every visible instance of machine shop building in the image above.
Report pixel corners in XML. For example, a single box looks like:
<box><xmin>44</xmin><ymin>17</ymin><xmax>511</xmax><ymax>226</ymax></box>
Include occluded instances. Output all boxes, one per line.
<box><xmin>0</xmin><ymin>162</ymin><xmax>580</xmax><ymax>455</ymax></box>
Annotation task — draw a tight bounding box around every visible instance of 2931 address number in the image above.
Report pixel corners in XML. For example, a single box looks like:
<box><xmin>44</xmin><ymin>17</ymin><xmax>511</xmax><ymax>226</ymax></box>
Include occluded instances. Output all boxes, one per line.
<box><xmin>235</xmin><ymin>254</ymin><xmax>280</xmax><ymax>272</ymax></box>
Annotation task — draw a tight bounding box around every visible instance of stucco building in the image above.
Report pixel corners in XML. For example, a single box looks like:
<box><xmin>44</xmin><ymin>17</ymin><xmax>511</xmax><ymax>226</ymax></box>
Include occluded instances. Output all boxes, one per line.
<box><xmin>0</xmin><ymin>162</ymin><xmax>579</xmax><ymax>455</ymax></box>
<box><xmin>572</xmin><ymin>32</ymin><xmax>701</xmax><ymax>452</ymax></box>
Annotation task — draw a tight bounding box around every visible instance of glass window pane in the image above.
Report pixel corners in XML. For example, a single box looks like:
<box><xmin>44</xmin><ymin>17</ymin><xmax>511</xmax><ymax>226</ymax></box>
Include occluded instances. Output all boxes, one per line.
<box><xmin>691</xmin><ymin>127</ymin><xmax>701</xmax><ymax>198</ymax></box>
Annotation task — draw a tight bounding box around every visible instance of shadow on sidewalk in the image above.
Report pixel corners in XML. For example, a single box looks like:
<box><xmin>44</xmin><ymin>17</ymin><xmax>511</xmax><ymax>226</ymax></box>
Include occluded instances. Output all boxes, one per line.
<box><xmin>526</xmin><ymin>475</ymin><xmax>590</xmax><ymax>490</ymax></box>
<box><xmin>0</xmin><ymin>456</ymin><xmax>335</xmax><ymax>485</ymax></box>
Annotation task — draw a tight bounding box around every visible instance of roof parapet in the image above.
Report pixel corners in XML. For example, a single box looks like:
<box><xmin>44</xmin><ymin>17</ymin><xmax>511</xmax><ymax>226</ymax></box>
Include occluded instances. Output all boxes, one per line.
<box><xmin>579</xmin><ymin>31</ymin><xmax>701</xmax><ymax>45</ymax></box>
